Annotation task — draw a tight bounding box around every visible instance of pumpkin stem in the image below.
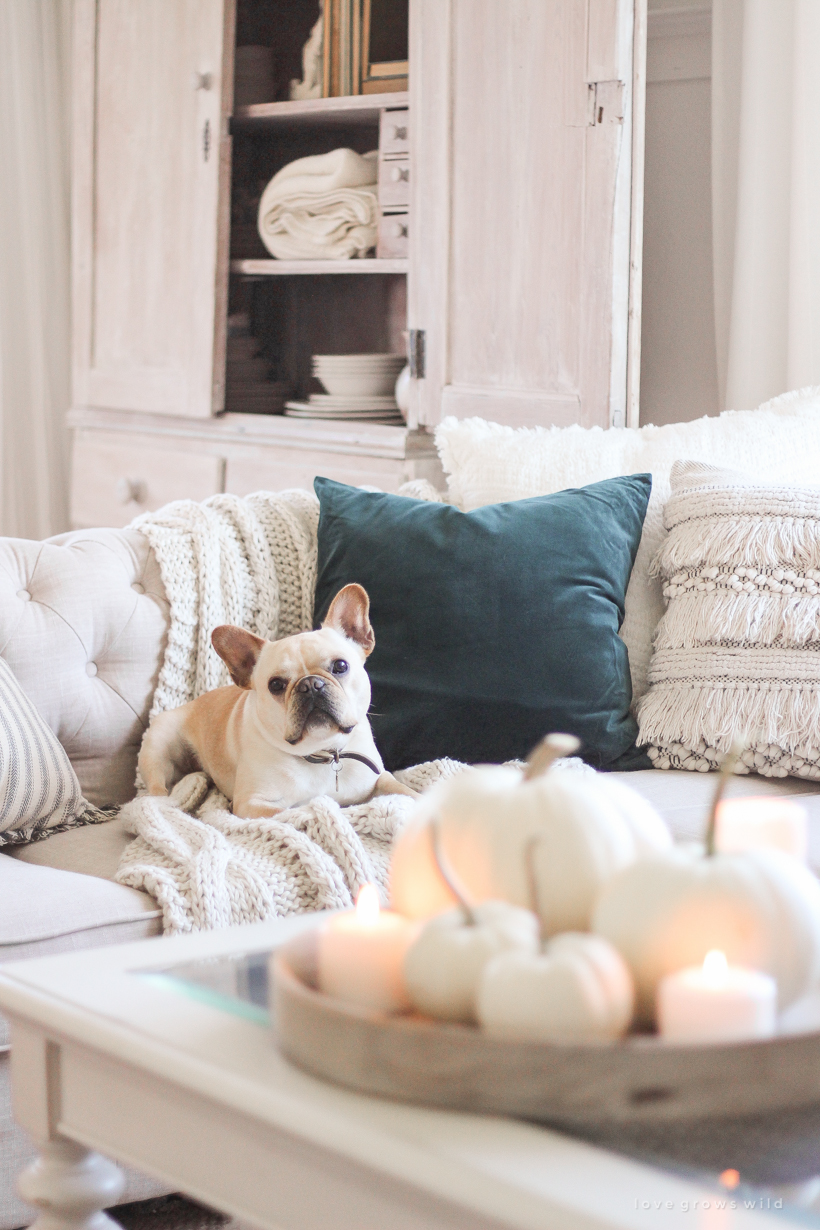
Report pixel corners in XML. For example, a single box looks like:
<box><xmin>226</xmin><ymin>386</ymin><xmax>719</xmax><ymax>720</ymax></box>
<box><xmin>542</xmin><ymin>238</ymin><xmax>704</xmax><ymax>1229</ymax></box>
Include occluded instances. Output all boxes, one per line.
<box><xmin>429</xmin><ymin>819</ymin><xmax>477</xmax><ymax>926</ymax></box>
<box><xmin>524</xmin><ymin>835</ymin><xmax>547</xmax><ymax>945</ymax></box>
<box><xmin>523</xmin><ymin>733</ymin><xmax>581</xmax><ymax>781</ymax></box>
<box><xmin>705</xmin><ymin>739</ymin><xmax>745</xmax><ymax>856</ymax></box>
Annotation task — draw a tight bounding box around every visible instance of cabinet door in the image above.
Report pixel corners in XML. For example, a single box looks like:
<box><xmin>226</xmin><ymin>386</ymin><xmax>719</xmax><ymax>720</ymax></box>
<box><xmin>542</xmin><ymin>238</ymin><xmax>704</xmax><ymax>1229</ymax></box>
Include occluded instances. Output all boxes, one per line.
<box><xmin>72</xmin><ymin>0</ymin><xmax>235</xmax><ymax>418</ymax></box>
<box><xmin>408</xmin><ymin>0</ymin><xmax>639</xmax><ymax>431</ymax></box>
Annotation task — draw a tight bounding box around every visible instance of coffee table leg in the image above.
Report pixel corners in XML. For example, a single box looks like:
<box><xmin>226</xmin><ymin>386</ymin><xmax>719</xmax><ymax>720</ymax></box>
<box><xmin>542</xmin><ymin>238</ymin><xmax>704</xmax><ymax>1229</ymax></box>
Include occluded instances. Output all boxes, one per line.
<box><xmin>18</xmin><ymin>1138</ymin><xmax>125</xmax><ymax>1230</ymax></box>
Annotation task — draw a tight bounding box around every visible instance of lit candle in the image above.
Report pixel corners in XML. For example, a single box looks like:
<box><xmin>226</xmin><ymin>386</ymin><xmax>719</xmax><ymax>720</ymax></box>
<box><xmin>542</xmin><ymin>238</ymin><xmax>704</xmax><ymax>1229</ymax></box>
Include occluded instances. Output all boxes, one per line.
<box><xmin>658</xmin><ymin>950</ymin><xmax>777</xmax><ymax>1043</ymax></box>
<box><xmin>318</xmin><ymin>884</ymin><xmax>419</xmax><ymax>1013</ymax></box>
<box><xmin>716</xmin><ymin>797</ymin><xmax>808</xmax><ymax>861</ymax></box>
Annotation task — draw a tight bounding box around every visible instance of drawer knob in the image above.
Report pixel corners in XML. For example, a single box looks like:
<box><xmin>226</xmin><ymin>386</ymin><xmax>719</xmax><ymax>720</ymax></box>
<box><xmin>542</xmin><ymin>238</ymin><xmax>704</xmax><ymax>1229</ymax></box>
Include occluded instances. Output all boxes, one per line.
<box><xmin>391</xmin><ymin>125</ymin><xmax>408</xmax><ymax>141</ymax></box>
<box><xmin>116</xmin><ymin>477</ymin><xmax>147</xmax><ymax>505</ymax></box>
<box><xmin>389</xmin><ymin>165</ymin><xmax>409</xmax><ymax>183</ymax></box>
<box><xmin>193</xmin><ymin>71</ymin><xmax>213</xmax><ymax>91</ymax></box>
<box><xmin>389</xmin><ymin>220</ymin><xmax>408</xmax><ymax>238</ymax></box>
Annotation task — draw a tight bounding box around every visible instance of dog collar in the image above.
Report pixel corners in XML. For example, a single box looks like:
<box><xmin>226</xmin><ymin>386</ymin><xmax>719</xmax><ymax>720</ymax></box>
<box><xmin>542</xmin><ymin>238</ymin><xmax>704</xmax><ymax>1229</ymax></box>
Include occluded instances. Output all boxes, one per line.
<box><xmin>302</xmin><ymin>749</ymin><xmax>381</xmax><ymax>775</ymax></box>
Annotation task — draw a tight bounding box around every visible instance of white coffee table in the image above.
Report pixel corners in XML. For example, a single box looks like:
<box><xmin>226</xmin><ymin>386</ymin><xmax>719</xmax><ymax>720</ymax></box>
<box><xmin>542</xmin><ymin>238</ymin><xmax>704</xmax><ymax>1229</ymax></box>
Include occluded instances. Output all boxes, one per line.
<box><xmin>0</xmin><ymin>916</ymin><xmax>797</xmax><ymax>1230</ymax></box>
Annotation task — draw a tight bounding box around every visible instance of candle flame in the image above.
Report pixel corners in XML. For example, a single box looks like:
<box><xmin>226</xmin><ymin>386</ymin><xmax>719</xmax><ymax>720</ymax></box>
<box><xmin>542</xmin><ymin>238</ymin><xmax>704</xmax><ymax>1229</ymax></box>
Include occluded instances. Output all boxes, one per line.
<box><xmin>356</xmin><ymin>883</ymin><xmax>381</xmax><ymax>925</ymax></box>
<box><xmin>702</xmin><ymin>949</ymin><xmax>728</xmax><ymax>985</ymax></box>
<box><xmin>720</xmin><ymin>1169</ymin><xmax>740</xmax><ymax>1190</ymax></box>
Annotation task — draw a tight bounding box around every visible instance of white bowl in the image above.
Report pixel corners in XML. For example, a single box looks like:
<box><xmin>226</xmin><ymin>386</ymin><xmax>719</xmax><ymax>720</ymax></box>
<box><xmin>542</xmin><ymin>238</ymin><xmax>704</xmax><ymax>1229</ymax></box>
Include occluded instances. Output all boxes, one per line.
<box><xmin>316</xmin><ymin>369</ymin><xmax>403</xmax><ymax>396</ymax></box>
<box><xmin>312</xmin><ymin>353</ymin><xmax>405</xmax><ymax>369</ymax></box>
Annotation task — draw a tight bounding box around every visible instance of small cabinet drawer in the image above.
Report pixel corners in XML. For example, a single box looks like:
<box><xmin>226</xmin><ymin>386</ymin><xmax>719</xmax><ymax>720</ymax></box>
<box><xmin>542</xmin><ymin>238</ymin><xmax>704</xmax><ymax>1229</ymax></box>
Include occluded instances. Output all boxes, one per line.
<box><xmin>377</xmin><ymin>210</ymin><xmax>409</xmax><ymax>259</ymax></box>
<box><xmin>378</xmin><ymin>157</ymin><xmax>409</xmax><ymax>207</ymax></box>
<box><xmin>70</xmin><ymin>432</ymin><xmax>225</xmax><ymax>528</ymax></box>
<box><xmin>379</xmin><ymin>108</ymin><xmax>409</xmax><ymax>155</ymax></box>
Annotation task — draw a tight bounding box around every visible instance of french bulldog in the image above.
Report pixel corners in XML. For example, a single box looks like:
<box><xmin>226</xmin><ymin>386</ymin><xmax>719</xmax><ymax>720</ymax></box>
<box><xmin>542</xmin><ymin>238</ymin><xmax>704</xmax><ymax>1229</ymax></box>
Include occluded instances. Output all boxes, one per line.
<box><xmin>138</xmin><ymin>583</ymin><xmax>415</xmax><ymax>817</ymax></box>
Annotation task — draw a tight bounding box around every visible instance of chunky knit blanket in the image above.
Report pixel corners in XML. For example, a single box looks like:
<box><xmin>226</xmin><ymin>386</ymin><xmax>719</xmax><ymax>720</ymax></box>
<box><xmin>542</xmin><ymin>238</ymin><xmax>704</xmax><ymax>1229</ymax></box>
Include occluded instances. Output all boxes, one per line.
<box><xmin>130</xmin><ymin>489</ymin><xmax>320</xmax><ymax>717</ymax></box>
<box><xmin>117</xmin><ymin>762</ymin><xmax>464</xmax><ymax>934</ymax></box>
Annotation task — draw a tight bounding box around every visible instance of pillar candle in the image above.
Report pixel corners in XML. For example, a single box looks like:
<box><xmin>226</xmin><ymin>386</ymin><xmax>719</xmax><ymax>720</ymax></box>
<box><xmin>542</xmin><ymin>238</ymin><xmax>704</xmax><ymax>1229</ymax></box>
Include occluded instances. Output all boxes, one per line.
<box><xmin>318</xmin><ymin>884</ymin><xmax>419</xmax><ymax>1013</ymax></box>
<box><xmin>716</xmin><ymin>797</ymin><xmax>808</xmax><ymax>861</ymax></box>
<box><xmin>658</xmin><ymin>950</ymin><xmax>777</xmax><ymax>1043</ymax></box>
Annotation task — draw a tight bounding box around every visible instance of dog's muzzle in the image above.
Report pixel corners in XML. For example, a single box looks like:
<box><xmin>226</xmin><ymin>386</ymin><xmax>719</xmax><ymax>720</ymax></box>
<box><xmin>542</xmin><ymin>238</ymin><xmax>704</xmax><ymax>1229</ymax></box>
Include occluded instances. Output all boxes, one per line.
<box><xmin>285</xmin><ymin>675</ymin><xmax>353</xmax><ymax>744</ymax></box>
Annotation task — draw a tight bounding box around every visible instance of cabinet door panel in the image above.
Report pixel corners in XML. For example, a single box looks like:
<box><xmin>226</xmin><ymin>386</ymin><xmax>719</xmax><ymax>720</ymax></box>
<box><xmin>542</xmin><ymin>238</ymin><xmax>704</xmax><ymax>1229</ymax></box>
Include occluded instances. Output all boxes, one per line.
<box><xmin>409</xmin><ymin>0</ymin><xmax>637</xmax><ymax>431</ymax></box>
<box><xmin>72</xmin><ymin>0</ymin><xmax>234</xmax><ymax>418</ymax></box>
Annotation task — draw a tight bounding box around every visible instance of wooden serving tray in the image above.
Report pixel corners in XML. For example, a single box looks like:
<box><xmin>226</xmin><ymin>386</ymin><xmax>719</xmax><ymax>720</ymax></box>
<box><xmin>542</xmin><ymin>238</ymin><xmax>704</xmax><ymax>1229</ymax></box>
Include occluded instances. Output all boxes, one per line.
<box><xmin>272</xmin><ymin>929</ymin><xmax>820</xmax><ymax>1139</ymax></box>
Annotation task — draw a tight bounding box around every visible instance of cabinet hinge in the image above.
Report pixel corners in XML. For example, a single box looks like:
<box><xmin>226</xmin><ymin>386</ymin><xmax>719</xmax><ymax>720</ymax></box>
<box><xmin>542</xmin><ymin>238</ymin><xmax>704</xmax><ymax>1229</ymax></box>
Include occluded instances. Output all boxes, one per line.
<box><xmin>408</xmin><ymin>329</ymin><xmax>426</xmax><ymax>379</ymax></box>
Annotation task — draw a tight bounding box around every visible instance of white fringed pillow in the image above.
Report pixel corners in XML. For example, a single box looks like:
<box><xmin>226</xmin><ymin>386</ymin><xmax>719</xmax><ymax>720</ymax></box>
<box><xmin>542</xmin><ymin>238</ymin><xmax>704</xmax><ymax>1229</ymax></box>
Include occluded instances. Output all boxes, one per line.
<box><xmin>0</xmin><ymin>656</ymin><xmax>105</xmax><ymax>845</ymax></box>
<box><xmin>637</xmin><ymin>461</ymin><xmax>820</xmax><ymax>779</ymax></box>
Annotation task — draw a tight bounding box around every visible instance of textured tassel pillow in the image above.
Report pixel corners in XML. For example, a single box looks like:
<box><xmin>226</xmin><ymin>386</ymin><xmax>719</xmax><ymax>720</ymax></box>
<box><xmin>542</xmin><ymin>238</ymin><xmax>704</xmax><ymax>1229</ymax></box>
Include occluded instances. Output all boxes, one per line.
<box><xmin>0</xmin><ymin>656</ymin><xmax>105</xmax><ymax>844</ymax></box>
<box><xmin>638</xmin><ymin>460</ymin><xmax>820</xmax><ymax>779</ymax></box>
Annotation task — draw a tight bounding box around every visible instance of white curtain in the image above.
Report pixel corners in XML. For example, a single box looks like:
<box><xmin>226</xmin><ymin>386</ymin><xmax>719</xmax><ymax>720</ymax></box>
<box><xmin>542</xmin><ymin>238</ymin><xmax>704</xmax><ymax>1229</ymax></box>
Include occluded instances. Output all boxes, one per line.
<box><xmin>712</xmin><ymin>0</ymin><xmax>820</xmax><ymax>413</ymax></box>
<box><xmin>0</xmin><ymin>0</ymin><xmax>72</xmax><ymax>539</ymax></box>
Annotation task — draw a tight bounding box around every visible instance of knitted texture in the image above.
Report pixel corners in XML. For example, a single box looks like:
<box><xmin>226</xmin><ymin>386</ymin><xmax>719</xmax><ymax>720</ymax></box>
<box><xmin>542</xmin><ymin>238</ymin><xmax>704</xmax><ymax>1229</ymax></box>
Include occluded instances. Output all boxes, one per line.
<box><xmin>637</xmin><ymin>460</ymin><xmax>820</xmax><ymax>779</ymax></box>
<box><xmin>116</xmin><ymin>760</ymin><xmax>465</xmax><ymax>934</ymax></box>
<box><xmin>130</xmin><ymin>489</ymin><xmax>320</xmax><ymax>716</ymax></box>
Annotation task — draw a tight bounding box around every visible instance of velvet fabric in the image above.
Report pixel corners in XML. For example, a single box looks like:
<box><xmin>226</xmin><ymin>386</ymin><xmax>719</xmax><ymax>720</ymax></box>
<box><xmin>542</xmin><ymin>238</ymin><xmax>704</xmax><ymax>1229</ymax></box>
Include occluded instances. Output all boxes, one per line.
<box><xmin>313</xmin><ymin>475</ymin><xmax>652</xmax><ymax>770</ymax></box>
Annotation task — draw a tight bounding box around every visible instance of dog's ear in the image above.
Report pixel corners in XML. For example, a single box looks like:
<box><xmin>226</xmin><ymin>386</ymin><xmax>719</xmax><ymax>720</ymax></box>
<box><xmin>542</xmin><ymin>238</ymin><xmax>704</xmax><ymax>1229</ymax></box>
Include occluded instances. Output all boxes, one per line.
<box><xmin>322</xmin><ymin>584</ymin><xmax>375</xmax><ymax>656</ymax></box>
<box><xmin>211</xmin><ymin>625</ymin><xmax>266</xmax><ymax>688</ymax></box>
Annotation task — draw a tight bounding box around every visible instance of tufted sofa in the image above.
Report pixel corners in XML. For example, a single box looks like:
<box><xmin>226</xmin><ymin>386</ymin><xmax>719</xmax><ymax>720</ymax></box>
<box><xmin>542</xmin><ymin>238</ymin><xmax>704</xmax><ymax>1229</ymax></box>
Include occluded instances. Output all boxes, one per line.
<box><xmin>3</xmin><ymin>521</ymin><xmax>820</xmax><ymax>1227</ymax></box>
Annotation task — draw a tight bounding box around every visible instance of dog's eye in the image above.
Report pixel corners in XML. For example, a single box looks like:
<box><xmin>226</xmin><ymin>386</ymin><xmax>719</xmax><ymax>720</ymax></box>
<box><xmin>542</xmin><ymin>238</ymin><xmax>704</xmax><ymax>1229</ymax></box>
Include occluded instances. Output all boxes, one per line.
<box><xmin>268</xmin><ymin>677</ymin><xmax>287</xmax><ymax>695</ymax></box>
<box><xmin>331</xmin><ymin>659</ymin><xmax>349</xmax><ymax>676</ymax></box>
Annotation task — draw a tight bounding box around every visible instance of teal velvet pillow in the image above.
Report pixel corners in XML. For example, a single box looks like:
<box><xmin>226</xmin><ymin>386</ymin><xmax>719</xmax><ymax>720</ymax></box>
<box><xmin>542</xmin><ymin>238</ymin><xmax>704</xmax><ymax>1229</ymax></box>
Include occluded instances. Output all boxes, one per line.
<box><xmin>313</xmin><ymin>474</ymin><xmax>652</xmax><ymax>770</ymax></box>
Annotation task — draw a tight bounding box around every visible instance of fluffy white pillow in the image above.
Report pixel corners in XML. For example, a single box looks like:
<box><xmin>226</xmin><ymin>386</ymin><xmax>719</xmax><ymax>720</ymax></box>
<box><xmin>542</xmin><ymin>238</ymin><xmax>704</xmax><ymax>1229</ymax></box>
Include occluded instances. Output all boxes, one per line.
<box><xmin>638</xmin><ymin>460</ymin><xmax>820</xmax><ymax>779</ymax></box>
<box><xmin>435</xmin><ymin>388</ymin><xmax>820</xmax><ymax>704</ymax></box>
<box><xmin>0</xmin><ymin>656</ymin><xmax>103</xmax><ymax>845</ymax></box>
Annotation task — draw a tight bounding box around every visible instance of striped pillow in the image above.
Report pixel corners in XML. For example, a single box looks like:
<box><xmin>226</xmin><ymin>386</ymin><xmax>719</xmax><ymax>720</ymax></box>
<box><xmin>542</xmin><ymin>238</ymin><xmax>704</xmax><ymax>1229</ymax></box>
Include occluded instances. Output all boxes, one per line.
<box><xmin>0</xmin><ymin>656</ymin><xmax>101</xmax><ymax>845</ymax></box>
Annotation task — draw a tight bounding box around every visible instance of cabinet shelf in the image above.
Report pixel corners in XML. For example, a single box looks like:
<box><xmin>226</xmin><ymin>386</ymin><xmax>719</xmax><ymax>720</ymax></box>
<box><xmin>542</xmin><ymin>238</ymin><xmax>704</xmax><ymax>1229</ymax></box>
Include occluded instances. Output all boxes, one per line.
<box><xmin>232</xmin><ymin>92</ymin><xmax>409</xmax><ymax>131</ymax></box>
<box><xmin>230</xmin><ymin>258</ymin><xmax>407</xmax><ymax>276</ymax></box>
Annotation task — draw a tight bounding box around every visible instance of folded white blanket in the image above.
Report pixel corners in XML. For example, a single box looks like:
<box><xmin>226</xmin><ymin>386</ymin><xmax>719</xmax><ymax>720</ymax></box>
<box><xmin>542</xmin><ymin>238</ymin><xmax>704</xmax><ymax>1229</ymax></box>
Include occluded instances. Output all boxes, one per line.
<box><xmin>263</xmin><ymin>148</ymin><xmax>377</xmax><ymax>201</ymax></box>
<box><xmin>258</xmin><ymin>148</ymin><xmax>378</xmax><ymax>260</ymax></box>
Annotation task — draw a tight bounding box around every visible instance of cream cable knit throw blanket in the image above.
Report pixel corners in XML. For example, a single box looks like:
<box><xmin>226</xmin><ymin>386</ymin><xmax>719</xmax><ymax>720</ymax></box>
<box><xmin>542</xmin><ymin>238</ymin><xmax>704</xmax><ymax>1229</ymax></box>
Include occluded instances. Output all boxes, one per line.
<box><xmin>117</xmin><ymin>762</ymin><xmax>462</xmax><ymax>934</ymax></box>
<box><xmin>130</xmin><ymin>489</ymin><xmax>320</xmax><ymax>717</ymax></box>
<box><xmin>120</xmin><ymin>485</ymin><xmax>581</xmax><ymax>934</ymax></box>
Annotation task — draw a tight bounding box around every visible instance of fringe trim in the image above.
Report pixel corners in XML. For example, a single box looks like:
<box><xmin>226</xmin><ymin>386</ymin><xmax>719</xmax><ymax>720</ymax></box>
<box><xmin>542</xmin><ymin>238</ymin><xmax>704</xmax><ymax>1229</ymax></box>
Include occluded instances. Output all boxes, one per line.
<box><xmin>0</xmin><ymin>803</ymin><xmax>118</xmax><ymax>848</ymax></box>
<box><xmin>637</xmin><ymin>678</ymin><xmax>820</xmax><ymax>779</ymax></box>
<box><xmin>651</xmin><ymin>515</ymin><xmax>820</xmax><ymax>576</ymax></box>
<box><xmin>654</xmin><ymin>591</ymin><xmax>820</xmax><ymax>650</ymax></box>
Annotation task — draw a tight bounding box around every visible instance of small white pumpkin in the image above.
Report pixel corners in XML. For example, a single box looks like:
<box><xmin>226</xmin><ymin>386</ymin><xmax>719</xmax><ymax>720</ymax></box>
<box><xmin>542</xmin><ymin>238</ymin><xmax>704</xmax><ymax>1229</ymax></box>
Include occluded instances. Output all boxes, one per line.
<box><xmin>593</xmin><ymin>845</ymin><xmax>820</xmax><ymax>1024</ymax></box>
<box><xmin>390</xmin><ymin>735</ymin><xmax>672</xmax><ymax>934</ymax></box>
<box><xmin>592</xmin><ymin>751</ymin><xmax>820</xmax><ymax>1025</ymax></box>
<box><xmin>404</xmin><ymin>901</ymin><xmax>540</xmax><ymax>1023</ymax></box>
<box><xmin>477</xmin><ymin>933</ymin><xmax>634</xmax><ymax>1043</ymax></box>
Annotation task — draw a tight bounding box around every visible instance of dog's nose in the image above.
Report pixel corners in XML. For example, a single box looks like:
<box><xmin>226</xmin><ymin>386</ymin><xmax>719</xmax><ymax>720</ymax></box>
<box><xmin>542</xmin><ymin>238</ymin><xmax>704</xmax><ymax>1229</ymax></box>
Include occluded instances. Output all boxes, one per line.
<box><xmin>295</xmin><ymin>675</ymin><xmax>325</xmax><ymax>694</ymax></box>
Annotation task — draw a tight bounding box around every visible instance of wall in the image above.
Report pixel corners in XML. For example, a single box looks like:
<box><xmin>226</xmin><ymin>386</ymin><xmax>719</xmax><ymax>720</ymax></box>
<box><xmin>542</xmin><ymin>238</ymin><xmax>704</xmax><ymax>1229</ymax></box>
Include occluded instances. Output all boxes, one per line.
<box><xmin>639</xmin><ymin>1</ymin><xmax>719</xmax><ymax>426</ymax></box>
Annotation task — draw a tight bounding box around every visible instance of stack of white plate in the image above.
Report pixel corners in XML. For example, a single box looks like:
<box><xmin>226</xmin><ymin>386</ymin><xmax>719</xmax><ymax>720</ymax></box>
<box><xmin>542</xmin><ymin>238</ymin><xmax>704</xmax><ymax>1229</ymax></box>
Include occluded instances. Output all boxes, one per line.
<box><xmin>285</xmin><ymin>353</ymin><xmax>407</xmax><ymax>423</ymax></box>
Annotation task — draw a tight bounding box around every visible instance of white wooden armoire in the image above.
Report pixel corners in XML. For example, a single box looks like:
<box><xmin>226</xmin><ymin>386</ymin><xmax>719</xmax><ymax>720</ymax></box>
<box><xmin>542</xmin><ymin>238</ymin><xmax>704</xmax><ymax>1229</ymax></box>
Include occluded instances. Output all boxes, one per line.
<box><xmin>68</xmin><ymin>0</ymin><xmax>645</xmax><ymax>529</ymax></box>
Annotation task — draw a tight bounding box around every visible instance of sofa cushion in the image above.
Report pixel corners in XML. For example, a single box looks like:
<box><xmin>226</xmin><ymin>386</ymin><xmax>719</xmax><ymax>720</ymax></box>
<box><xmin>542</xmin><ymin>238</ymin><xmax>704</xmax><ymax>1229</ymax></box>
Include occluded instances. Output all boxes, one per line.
<box><xmin>6</xmin><ymin>815</ymin><xmax>134</xmax><ymax>882</ymax></box>
<box><xmin>0</xmin><ymin>853</ymin><xmax>161</xmax><ymax>1049</ymax></box>
<box><xmin>0</xmin><ymin>656</ymin><xmax>95</xmax><ymax>846</ymax></box>
<box><xmin>435</xmin><ymin>389</ymin><xmax>820</xmax><ymax>709</ymax></box>
<box><xmin>313</xmin><ymin>474</ymin><xmax>652</xmax><ymax>770</ymax></box>
<box><xmin>0</xmin><ymin>528</ymin><xmax>168</xmax><ymax>806</ymax></box>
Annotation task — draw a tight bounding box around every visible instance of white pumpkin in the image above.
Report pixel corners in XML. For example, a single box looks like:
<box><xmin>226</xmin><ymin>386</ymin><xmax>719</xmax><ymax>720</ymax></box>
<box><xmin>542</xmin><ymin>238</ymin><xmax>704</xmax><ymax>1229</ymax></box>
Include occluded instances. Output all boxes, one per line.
<box><xmin>390</xmin><ymin>736</ymin><xmax>672</xmax><ymax>934</ymax></box>
<box><xmin>404</xmin><ymin>901</ymin><xmax>540</xmax><ymax>1024</ymax></box>
<box><xmin>477</xmin><ymin>933</ymin><xmax>634</xmax><ymax>1043</ymax></box>
<box><xmin>592</xmin><ymin>846</ymin><xmax>820</xmax><ymax>1025</ymax></box>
